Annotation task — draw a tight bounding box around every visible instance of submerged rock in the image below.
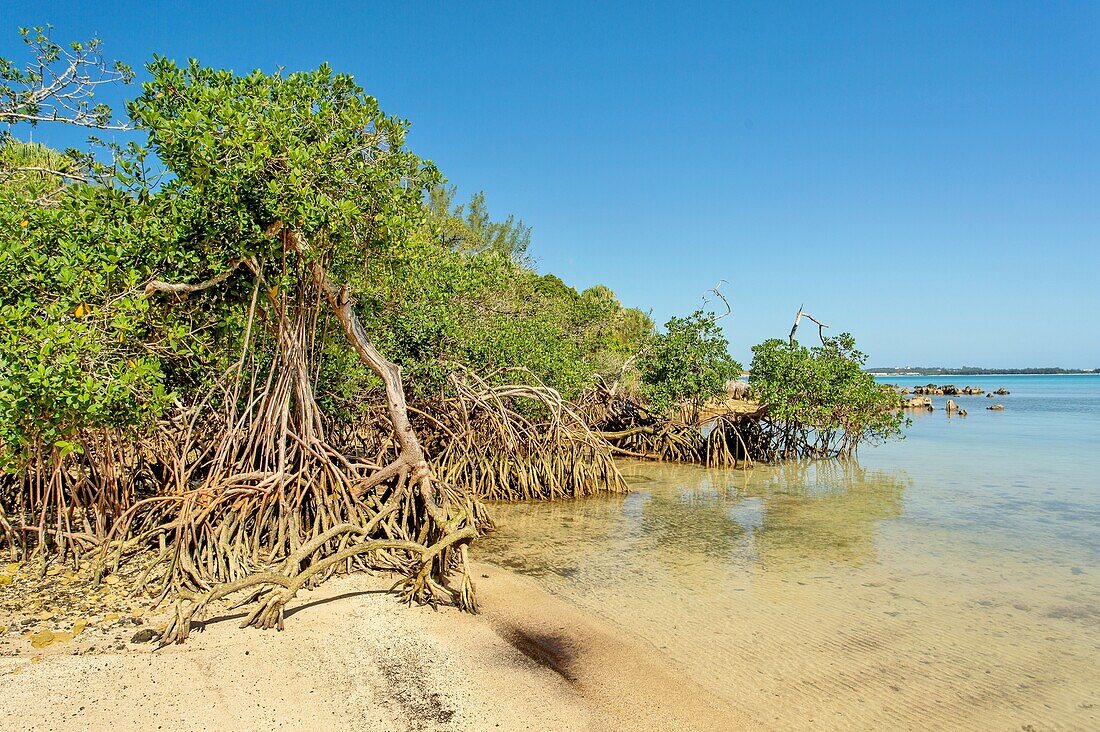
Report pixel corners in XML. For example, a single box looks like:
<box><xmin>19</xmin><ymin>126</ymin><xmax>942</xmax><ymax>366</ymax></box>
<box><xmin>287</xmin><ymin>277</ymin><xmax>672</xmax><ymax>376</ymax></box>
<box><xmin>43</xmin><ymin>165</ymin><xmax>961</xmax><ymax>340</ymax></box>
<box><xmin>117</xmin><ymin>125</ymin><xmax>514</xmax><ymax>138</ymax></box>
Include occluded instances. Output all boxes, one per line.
<box><xmin>987</xmin><ymin>404</ymin><xmax>1005</xmax><ymax>411</ymax></box>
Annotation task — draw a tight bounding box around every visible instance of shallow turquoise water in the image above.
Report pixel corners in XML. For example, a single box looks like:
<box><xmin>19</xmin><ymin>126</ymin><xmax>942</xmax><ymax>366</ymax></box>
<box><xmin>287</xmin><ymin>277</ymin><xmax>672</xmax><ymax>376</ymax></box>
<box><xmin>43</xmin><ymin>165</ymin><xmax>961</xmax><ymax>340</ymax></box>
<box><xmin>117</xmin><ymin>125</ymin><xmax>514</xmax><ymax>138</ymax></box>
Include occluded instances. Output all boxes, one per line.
<box><xmin>869</xmin><ymin>375</ymin><xmax>1100</xmax><ymax>560</ymax></box>
<box><xmin>477</xmin><ymin>374</ymin><xmax>1100</xmax><ymax>730</ymax></box>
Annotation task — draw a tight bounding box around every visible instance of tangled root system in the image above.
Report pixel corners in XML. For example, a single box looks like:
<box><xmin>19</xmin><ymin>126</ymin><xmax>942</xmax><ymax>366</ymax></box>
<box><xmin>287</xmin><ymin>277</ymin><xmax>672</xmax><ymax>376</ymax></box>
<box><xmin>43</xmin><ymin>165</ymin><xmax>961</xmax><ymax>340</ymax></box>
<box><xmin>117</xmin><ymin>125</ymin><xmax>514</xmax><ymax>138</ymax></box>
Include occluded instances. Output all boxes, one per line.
<box><xmin>417</xmin><ymin>369</ymin><xmax>628</xmax><ymax>501</ymax></box>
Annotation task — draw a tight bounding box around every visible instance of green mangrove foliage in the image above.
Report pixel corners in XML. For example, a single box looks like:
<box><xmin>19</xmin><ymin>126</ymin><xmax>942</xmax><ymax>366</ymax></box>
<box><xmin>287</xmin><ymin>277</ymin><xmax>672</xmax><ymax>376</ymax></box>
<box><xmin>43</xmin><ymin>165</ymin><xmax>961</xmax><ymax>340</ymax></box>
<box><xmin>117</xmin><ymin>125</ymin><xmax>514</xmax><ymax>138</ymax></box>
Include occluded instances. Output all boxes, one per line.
<box><xmin>749</xmin><ymin>334</ymin><xmax>904</xmax><ymax>459</ymax></box>
<box><xmin>361</xmin><ymin>184</ymin><xmax>654</xmax><ymax>401</ymax></box>
<box><xmin>578</xmin><ymin>307</ymin><xmax>758</xmax><ymax>468</ymax></box>
<box><xmin>585</xmin><ymin>313</ymin><xmax>902</xmax><ymax>466</ymax></box>
<box><xmin>636</xmin><ymin>309</ymin><xmax>742</xmax><ymax>422</ymax></box>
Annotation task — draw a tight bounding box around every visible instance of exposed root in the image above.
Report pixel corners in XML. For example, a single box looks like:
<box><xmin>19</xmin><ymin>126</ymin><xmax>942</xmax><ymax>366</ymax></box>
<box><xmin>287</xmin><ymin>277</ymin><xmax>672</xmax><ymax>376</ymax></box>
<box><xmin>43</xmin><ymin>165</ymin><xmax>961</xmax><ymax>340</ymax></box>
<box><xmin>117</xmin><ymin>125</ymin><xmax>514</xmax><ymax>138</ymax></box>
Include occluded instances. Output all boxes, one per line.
<box><xmin>576</xmin><ymin>377</ymin><xmax>764</xmax><ymax>468</ymax></box>
<box><xmin>160</xmin><ymin>525</ymin><xmax>477</xmax><ymax>644</ymax></box>
<box><xmin>418</xmin><ymin>369</ymin><xmax>628</xmax><ymax>501</ymax></box>
<box><xmin>66</xmin><ymin>245</ymin><xmax>483</xmax><ymax>641</ymax></box>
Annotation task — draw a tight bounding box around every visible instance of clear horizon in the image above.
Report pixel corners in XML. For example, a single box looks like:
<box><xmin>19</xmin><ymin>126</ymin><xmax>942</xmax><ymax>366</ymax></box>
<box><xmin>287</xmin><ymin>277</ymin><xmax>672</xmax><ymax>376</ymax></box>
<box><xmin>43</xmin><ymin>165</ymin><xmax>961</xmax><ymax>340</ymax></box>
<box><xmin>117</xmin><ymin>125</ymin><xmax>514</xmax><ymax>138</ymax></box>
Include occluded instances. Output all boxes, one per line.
<box><xmin>866</xmin><ymin>368</ymin><xmax>1099</xmax><ymax>372</ymax></box>
<box><xmin>4</xmin><ymin>1</ymin><xmax>1097</xmax><ymax>368</ymax></box>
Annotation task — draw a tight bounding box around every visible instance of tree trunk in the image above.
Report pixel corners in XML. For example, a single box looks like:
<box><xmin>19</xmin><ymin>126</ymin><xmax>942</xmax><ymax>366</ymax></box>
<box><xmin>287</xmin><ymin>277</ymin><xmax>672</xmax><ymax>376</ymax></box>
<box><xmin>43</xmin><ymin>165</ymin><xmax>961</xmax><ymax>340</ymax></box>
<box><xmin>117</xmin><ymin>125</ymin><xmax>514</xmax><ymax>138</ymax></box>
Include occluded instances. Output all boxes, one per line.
<box><xmin>285</xmin><ymin>229</ymin><xmax>449</xmax><ymax>526</ymax></box>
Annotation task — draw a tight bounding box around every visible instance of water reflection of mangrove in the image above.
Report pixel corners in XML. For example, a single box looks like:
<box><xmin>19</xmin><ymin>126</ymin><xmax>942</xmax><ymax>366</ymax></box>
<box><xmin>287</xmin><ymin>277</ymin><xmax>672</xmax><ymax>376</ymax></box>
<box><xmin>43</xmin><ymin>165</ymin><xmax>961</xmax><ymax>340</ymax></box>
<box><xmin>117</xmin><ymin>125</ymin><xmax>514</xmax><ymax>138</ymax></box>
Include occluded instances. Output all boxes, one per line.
<box><xmin>742</xmin><ymin>461</ymin><xmax>907</xmax><ymax>570</ymax></box>
<box><xmin>622</xmin><ymin>460</ymin><xmax>908</xmax><ymax>571</ymax></box>
<box><xmin>480</xmin><ymin>459</ymin><xmax>909</xmax><ymax>579</ymax></box>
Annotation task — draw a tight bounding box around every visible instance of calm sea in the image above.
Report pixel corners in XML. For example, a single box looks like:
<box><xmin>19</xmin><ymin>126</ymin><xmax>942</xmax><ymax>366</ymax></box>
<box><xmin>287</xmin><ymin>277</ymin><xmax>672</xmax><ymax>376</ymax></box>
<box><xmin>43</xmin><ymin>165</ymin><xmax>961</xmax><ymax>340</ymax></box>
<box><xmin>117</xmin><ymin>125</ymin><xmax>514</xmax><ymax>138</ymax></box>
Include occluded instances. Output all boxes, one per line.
<box><xmin>477</xmin><ymin>374</ymin><xmax>1100</xmax><ymax>730</ymax></box>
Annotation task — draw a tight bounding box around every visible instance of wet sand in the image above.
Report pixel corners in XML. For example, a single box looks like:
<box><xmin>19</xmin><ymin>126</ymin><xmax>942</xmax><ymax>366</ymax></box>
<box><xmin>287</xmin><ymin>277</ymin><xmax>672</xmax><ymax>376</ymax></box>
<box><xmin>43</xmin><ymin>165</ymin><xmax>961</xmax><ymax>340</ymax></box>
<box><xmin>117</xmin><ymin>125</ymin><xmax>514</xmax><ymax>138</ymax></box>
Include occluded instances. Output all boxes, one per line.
<box><xmin>0</xmin><ymin>569</ymin><xmax>757</xmax><ymax>732</ymax></box>
<box><xmin>474</xmin><ymin>562</ymin><xmax>761</xmax><ymax>730</ymax></box>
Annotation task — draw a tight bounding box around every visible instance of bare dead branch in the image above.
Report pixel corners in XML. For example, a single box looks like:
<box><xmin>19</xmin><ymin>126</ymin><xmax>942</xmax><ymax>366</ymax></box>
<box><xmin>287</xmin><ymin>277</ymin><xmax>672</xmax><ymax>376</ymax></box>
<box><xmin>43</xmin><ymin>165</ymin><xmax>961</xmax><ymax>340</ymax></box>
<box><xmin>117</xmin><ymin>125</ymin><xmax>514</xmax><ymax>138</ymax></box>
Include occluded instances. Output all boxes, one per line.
<box><xmin>1</xmin><ymin>30</ymin><xmax>133</xmax><ymax>131</ymax></box>
<box><xmin>2</xmin><ymin>165</ymin><xmax>88</xmax><ymax>183</ymax></box>
<box><xmin>789</xmin><ymin>305</ymin><xmax>829</xmax><ymax>346</ymax></box>
<box><xmin>705</xmin><ymin>280</ymin><xmax>731</xmax><ymax>321</ymax></box>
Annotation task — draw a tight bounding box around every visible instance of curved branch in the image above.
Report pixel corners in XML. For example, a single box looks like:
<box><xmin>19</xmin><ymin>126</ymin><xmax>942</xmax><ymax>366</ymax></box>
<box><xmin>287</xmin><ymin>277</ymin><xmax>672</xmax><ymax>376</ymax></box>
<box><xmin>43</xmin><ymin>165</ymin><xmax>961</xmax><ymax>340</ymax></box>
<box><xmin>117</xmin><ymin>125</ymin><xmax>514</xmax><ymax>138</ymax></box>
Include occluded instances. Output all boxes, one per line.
<box><xmin>283</xmin><ymin>229</ymin><xmax>449</xmax><ymax>527</ymax></box>
<box><xmin>705</xmin><ymin>280</ymin><xmax>731</xmax><ymax>320</ymax></box>
<box><xmin>789</xmin><ymin>305</ymin><xmax>829</xmax><ymax>346</ymax></box>
<box><xmin>144</xmin><ymin>260</ymin><xmax>245</xmax><ymax>298</ymax></box>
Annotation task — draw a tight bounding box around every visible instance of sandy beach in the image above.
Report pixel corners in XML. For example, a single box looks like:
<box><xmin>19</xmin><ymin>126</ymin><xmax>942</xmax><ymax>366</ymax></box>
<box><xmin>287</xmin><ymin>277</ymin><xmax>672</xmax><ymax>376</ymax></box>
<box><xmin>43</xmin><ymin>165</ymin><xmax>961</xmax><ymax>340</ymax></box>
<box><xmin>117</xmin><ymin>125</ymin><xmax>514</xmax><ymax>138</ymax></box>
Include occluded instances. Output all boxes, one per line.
<box><xmin>0</xmin><ymin>564</ymin><xmax>759</xmax><ymax>732</ymax></box>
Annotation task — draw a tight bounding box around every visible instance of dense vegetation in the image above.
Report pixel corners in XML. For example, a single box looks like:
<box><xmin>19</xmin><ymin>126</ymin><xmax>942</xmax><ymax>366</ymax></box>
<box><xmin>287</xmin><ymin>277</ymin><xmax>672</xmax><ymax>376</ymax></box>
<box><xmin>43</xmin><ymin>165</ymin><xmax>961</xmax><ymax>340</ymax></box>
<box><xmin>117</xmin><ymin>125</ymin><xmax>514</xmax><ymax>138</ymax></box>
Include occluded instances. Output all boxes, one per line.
<box><xmin>636</xmin><ymin>309</ymin><xmax>742</xmax><ymax>422</ymax></box>
<box><xmin>1</xmin><ymin>29</ymin><xmax>903</xmax><ymax>641</ymax></box>
<box><xmin>750</xmin><ymin>335</ymin><xmax>904</xmax><ymax>459</ymax></box>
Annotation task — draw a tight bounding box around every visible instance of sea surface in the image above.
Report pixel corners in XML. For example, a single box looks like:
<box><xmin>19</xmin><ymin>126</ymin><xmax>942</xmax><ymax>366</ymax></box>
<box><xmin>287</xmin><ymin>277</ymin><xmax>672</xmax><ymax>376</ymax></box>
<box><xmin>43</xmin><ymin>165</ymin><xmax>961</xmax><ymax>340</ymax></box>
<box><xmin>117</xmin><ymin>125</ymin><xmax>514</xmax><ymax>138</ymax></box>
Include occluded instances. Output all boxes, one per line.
<box><xmin>476</xmin><ymin>375</ymin><xmax>1100</xmax><ymax>730</ymax></box>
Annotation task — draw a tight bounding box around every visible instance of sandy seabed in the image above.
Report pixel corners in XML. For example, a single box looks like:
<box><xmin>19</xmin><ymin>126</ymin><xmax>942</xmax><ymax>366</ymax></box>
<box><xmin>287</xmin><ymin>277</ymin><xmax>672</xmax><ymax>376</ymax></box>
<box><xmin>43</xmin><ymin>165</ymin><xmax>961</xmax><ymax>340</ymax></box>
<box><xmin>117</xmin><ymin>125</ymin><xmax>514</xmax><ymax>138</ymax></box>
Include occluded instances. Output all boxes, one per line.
<box><xmin>0</xmin><ymin>563</ymin><xmax>759</xmax><ymax>732</ymax></box>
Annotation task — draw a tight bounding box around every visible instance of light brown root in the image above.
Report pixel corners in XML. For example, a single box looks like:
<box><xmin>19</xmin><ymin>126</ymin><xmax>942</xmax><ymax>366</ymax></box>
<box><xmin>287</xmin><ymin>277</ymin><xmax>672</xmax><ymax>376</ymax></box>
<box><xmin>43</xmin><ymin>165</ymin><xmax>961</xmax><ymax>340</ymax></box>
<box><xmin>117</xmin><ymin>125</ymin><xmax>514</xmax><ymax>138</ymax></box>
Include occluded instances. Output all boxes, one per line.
<box><xmin>415</xmin><ymin>368</ymin><xmax>628</xmax><ymax>501</ymax></box>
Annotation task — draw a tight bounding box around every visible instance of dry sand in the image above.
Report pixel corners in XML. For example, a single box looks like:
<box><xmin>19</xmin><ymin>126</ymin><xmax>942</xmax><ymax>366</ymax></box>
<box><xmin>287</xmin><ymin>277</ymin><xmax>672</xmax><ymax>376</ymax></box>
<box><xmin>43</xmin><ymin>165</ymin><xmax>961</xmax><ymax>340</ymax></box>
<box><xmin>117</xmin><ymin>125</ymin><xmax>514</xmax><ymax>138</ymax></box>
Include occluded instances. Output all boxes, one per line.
<box><xmin>0</xmin><ymin>564</ymin><xmax>761</xmax><ymax>732</ymax></box>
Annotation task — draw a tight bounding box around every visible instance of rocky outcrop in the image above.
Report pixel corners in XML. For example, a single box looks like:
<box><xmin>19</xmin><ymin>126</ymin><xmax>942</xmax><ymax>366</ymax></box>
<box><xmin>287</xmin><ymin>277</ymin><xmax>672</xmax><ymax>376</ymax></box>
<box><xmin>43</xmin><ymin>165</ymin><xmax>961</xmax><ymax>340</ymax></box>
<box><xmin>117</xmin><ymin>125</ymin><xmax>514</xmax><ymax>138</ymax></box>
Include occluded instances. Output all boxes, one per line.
<box><xmin>946</xmin><ymin>399</ymin><xmax>958</xmax><ymax>413</ymax></box>
<box><xmin>913</xmin><ymin>384</ymin><xmax>1006</xmax><ymax>396</ymax></box>
<box><xmin>902</xmin><ymin>396</ymin><xmax>933</xmax><ymax>411</ymax></box>
<box><xmin>994</xmin><ymin>388</ymin><xmax>1011</xmax><ymax>395</ymax></box>
<box><xmin>987</xmin><ymin>404</ymin><xmax>1005</xmax><ymax>411</ymax></box>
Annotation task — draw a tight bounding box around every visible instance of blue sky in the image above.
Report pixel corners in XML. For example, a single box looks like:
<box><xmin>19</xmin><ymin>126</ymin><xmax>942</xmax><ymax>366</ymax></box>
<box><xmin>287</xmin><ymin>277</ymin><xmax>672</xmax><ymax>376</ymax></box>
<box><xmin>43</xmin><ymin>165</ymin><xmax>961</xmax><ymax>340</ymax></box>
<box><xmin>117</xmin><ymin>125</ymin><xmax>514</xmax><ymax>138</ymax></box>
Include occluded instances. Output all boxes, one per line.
<box><xmin>4</xmin><ymin>2</ymin><xmax>1098</xmax><ymax>367</ymax></box>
